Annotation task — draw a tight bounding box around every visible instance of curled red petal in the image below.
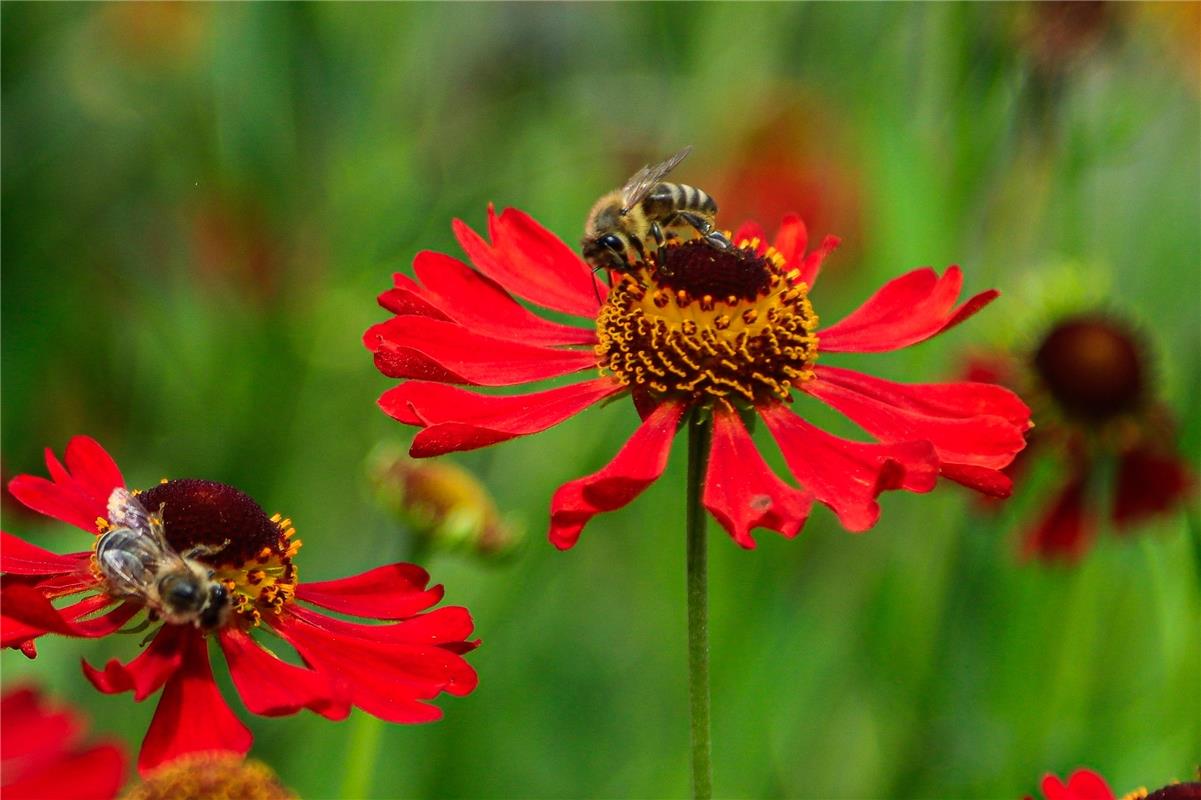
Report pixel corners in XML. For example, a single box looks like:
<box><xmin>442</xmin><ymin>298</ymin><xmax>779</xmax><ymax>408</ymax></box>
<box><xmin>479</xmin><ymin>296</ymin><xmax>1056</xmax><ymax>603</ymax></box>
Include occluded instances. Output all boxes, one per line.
<box><xmin>368</xmin><ymin>316</ymin><xmax>596</xmax><ymax>386</ymax></box>
<box><xmin>487</xmin><ymin>207</ymin><xmax>605</xmax><ymax>317</ymax></box>
<box><xmin>1113</xmin><ymin>446</ymin><xmax>1193</xmax><ymax>527</ymax></box>
<box><xmin>82</xmin><ymin>625</ymin><xmax>186</xmax><ymax>701</ymax></box>
<box><xmin>218</xmin><ymin>627</ymin><xmax>348</xmax><ymax>720</ymax></box>
<box><xmin>0</xmin><ymin>533</ymin><xmax>91</xmax><ymax>576</ymax></box>
<box><xmin>1023</xmin><ymin>475</ymin><xmax>1094</xmax><ymax>561</ymax></box>
<box><xmin>549</xmin><ymin>401</ymin><xmax>684</xmax><ymax>550</ymax></box>
<box><xmin>1</xmin><ymin>588</ymin><xmax>136</xmax><ymax>648</ymax></box>
<box><xmin>799</xmin><ymin>234</ymin><xmax>840</xmax><ymax>288</ymax></box>
<box><xmin>295</xmin><ymin>562</ymin><xmax>444</xmax><ymax>619</ymax></box>
<box><xmin>413</xmin><ymin>251</ymin><xmax>597</xmax><ymax>346</ymax></box>
<box><xmin>817</xmin><ymin>267</ymin><xmax>997</xmax><ymax>353</ymax></box>
<box><xmin>703</xmin><ymin>408</ymin><xmax>813</xmax><ymax>548</ymax></box>
<box><xmin>137</xmin><ymin>631</ymin><xmax>251</xmax><ymax>775</ymax></box>
<box><xmin>733</xmin><ymin>220</ymin><xmax>767</xmax><ymax>251</ymax></box>
<box><xmin>760</xmin><ymin>404</ymin><xmax>938</xmax><ymax>532</ymax></box>
<box><xmin>804</xmin><ymin>368</ymin><xmax>1029</xmax><ymax>491</ymax></box>
<box><xmin>772</xmin><ymin>214</ymin><xmax>809</xmax><ymax>275</ymax></box>
<box><xmin>382</xmin><ymin>378</ymin><xmax>623</xmax><ymax>457</ymax></box>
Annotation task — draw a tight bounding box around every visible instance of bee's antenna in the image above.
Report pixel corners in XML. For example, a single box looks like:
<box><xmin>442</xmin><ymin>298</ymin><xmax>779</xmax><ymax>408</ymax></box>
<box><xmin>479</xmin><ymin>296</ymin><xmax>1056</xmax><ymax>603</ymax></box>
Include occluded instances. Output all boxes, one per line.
<box><xmin>591</xmin><ymin>265</ymin><xmax>604</xmax><ymax>307</ymax></box>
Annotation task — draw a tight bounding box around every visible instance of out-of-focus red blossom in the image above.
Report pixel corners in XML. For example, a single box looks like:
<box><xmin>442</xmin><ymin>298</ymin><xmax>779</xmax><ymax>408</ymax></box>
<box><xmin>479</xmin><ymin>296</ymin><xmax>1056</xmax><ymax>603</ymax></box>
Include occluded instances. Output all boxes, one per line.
<box><xmin>1</xmin><ymin>685</ymin><xmax>127</xmax><ymax>800</ymax></box>
<box><xmin>705</xmin><ymin>94</ymin><xmax>863</xmax><ymax>266</ymax></box>
<box><xmin>1</xmin><ymin>437</ymin><xmax>479</xmax><ymax>775</ymax></box>
<box><xmin>1016</xmin><ymin>2</ymin><xmax>1117</xmax><ymax>72</ymax></box>
<box><xmin>188</xmin><ymin>195</ymin><xmax>283</xmax><ymax>303</ymax></box>
<box><xmin>364</xmin><ymin>205</ymin><xmax>1031</xmax><ymax>549</ymax></box>
<box><xmin>1030</xmin><ymin>769</ymin><xmax>1201</xmax><ymax>800</ymax></box>
<box><xmin>965</xmin><ymin>313</ymin><xmax>1193</xmax><ymax>560</ymax></box>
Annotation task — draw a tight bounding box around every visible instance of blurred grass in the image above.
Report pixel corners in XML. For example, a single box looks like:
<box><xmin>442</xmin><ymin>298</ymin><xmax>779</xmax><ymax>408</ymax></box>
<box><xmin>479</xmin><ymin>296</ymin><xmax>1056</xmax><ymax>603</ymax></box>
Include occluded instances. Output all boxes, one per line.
<box><xmin>2</xmin><ymin>3</ymin><xmax>1199</xmax><ymax>799</ymax></box>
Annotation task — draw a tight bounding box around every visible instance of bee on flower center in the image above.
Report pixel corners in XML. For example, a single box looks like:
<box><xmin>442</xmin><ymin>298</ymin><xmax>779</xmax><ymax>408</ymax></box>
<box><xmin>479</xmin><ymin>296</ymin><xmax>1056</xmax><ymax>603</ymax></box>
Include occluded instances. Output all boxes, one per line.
<box><xmin>582</xmin><ymin>146</ymin><xmax>732</xmax><ymax>276</ymax></box>
<box><xmin>95</xmin><ymin>488</ymin><xmax>232</xmax><ymax>630</ymax></box>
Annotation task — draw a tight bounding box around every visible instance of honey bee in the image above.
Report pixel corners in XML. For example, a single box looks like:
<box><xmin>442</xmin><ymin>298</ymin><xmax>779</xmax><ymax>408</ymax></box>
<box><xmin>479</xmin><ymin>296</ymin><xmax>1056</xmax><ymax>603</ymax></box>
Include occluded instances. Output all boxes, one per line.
<box><xmin>582</xmin><ymin>146</ymin><xmax>731</xmax><ymax>274</ymax></box>
<box><xmin>96</xmin><ymin>487</ymin><xmax>231</xmax><ymax>630</ymax></box>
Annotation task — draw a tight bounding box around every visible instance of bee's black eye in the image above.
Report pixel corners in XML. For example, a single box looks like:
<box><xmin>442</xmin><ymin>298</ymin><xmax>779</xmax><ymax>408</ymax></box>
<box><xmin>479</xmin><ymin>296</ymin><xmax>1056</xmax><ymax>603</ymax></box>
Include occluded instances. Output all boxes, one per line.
<box><xmin>599</xmin><ymin>233</ymin><xmax>625</xmax><ymax>252</ymax></box>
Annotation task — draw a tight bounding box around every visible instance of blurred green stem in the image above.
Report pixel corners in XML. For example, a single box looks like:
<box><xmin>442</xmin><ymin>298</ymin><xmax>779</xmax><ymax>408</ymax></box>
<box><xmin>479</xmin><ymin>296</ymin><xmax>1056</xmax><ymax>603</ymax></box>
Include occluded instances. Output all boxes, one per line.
<box><xmin>341</xmin><ymin>711</ymin><xmax>383</xmax><ymax>799</ymax></box>
<box><xmin>686</xmin><ymin>412</ymin><xmax>713</xmax><ymax>800</ymax></box>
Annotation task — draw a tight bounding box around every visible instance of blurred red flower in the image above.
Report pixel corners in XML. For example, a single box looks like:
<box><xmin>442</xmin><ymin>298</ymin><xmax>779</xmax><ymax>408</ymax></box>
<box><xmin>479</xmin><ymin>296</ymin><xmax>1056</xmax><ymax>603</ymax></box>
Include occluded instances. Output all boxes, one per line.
<box><xmin>365</xmin><ymin>207</ymin><xmax>1030</xmax><ymax>549</ymax></box>
<box><xmin>966</xmin><ymin>313</ymin><xmax>1193</xmax><ymax>560</ymax></box>
<box><xmin>1</xmin><ymin>685</ymin><xmax>127</xmax><ymax>800</ymax></box>
<box><xmin>1</xmin><ymin>437</ymin><xmax>479</xmax><ymax>774</ymax></box>
<box><xmin>1032</xmin><ymin>769</ymin><xmax>1201</xmax><ymax>800</ymax></box>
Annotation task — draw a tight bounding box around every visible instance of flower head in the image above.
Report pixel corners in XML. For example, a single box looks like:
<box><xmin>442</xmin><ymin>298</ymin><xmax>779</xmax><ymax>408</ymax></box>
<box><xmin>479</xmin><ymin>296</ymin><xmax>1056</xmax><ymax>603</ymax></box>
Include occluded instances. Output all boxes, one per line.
<box><xmin>967</xmin><ymin>312</ymin><xmax>1193</xmax><ymax>560</ymax></box>
<box><xmin>124</xmin><ymin>753</ymin><xmax>293</xmax><ymax>800</ymax></box>
<box><xmin>2</xmin><ymin>437</ymin><xmax>479</xmax><ymax>774</ymax></box>
<box><xmin>1</xmin><ymin>685</ymin><xmax>127</xmax><ymax>800</ymax></box>
<box><xmin>1032</xmin><ymin>769</ymin><xmax>1201</xmax><ymax>800</ymax></box>
<box><xmin>365</xmin><ymin>206</ymin><xmax>1030</xmax><ymax>549</ymax></box>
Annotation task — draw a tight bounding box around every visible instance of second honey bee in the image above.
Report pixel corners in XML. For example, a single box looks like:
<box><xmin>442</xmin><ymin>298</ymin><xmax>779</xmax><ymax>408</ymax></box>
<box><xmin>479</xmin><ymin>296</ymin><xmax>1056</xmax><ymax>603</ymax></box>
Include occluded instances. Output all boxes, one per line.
<box><xmin>96</xmin><ymin>487</ymin><xmax>231</xmax><ymax>630</ymax></box>
<box><xmin>582</xmin><ymin>146</ymin><xmax>731</xmax><ymax>274</ymax></box>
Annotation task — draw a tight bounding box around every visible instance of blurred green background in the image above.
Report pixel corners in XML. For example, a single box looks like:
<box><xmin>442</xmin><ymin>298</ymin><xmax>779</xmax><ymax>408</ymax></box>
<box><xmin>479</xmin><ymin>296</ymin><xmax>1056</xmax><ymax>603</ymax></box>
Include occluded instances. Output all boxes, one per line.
<box><xmin>3</xmin><ymin>3</ymin><xmax>1199</xmax><ymax>798</ymax></box>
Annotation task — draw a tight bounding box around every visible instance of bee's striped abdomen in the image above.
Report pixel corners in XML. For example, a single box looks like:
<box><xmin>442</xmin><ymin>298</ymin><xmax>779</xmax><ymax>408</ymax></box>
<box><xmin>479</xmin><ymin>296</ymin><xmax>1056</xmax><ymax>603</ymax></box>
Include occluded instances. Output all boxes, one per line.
<box><xmin>643</xmin><ymin>182</ymin><xmax>718</xmax><ymax>219</ymax></box>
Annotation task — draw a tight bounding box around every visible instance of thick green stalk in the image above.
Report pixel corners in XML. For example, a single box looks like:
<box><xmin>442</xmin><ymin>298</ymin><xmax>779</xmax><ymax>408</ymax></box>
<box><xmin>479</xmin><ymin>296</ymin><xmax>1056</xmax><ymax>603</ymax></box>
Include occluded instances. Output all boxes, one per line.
<box><xmin>686</xmin><ymin>412</ymin><xmax>713</xmax><ymax>800</ymax></box>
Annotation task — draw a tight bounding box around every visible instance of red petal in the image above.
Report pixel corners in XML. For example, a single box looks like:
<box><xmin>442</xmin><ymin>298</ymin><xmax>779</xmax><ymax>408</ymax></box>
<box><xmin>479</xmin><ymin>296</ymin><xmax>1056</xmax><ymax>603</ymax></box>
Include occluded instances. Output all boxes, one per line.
<box><xmin>703</xmin><ymin>408</ymin><xmax>813</xmax><ymax>548</ymax></box>
<box><xmin>1022</xmin><ymin>476</ymin><xmax>1094</xmax><ymax>561</ymax></box>
<box><xmin>7</xmin><ymin>438</ymin><xmax>123</xmax><ymax>534</ymax></box>
<box><xmin>7</xmin><ymin>476</ymin><xmax>102</xmax><ymax>534</ymax></box>
<box><xmin>772</xmin><ymin>214</ymin><xmax>808</xmax><ymax>274</ymax></box>
<box><xmin>0</xmin><ymin>686</ymin><xmax>81</xmax><ymax>762</ymax></box>
<box><xmin>1</xmin><ymin>588</ymin><xmax>136</xmax><ymax>648</ymax></box>
<box><xmin>486</xmin><ymin>207</ymin><xmax>605</xmax><ymax>317</ymax></box>
<box><xmin>799</xmin><ymin>234</ymin><xmax>841</xmax><ymax>288</ymax></box>
<box><xmin>368</xmin><ymin>316</ymin><xmax>597</xmax><ymax>386</ymax></box>
<box><xmin>3</xmin><ymin>742</ymin><xmax>127</xmax><ymax>800</ymax></box>
<box><xmin>137</xmin><ymin>632</ymin><xmax>251</xmax><ymax>775</ymax></box>
<box><xmin>0</xmin><ymin>533</ymin><xmax>91</xmax><ymax>575</ymax></box>
<box><xmin>82</xmin><ymin>625</ymin><xmax>186</xmax><ymax>701</ymax></box>
<box><xmin>760</xmin><ymin>404</ymin><xmax>938</xmax><ymax>532</ymax></box>
<box><xmin>295</xmin><ymin>563</ymin><xmax>444</xmax><ymax>619</ymax></box>
<box><xmin>218</xmin><ymin>627</ymin><xmax>348</xmax><ymax>719</ymax></box>
<box><xmin>804</xmin><ymin>369</ymin><xmax>1029</xmax><ymax>489</ymax></box>
<box><xmin>413</xmin><ymin>251</ymin><xmax>596</xmax><ymax>346</ymax></box>
<box><xmin>817</xmin><ymin>267</ymin><xmax>997</xmax><ymax>353</ymax></box>
<box><xmin>377</xmin><ymin>285</ymin><xmax>451</xmax><ymax>320</ymax></box>
<box><xmin>549</xmin><ymin>401</ymin><xmax>684</xmax><ymax>550</ymax></box>
<box><xmin>380</xmin><ymin>379</ymin><xmax>622</xmax><ymax>457</ymax></box>
<box><xmin>940</xmin><ymin>463</ymin><xmax>1013</xmax><ymax>499</ymax></box>
<box><xmin>63</xmin><ymin>437</ymin><xmax>123</xmax><ymax>505</ymax></box>
<box><xmin>1041</xmin><ymin>770</ymin><xmax>1116</xmax><ymax>800</ymax></box>
<box><xmin>1113</xmin><ymin>446</ymin><xmax>1193</xmax><ymax>527</ymax></box>
<box><xmin>733</xmin><ymin>221</ymin><xmax>767</xmax><ymax>251</ymax></box>
<box><xmin>286</xmin><ymin>603</ymin><xmax>475</xmax><ymax>646</ymax></box>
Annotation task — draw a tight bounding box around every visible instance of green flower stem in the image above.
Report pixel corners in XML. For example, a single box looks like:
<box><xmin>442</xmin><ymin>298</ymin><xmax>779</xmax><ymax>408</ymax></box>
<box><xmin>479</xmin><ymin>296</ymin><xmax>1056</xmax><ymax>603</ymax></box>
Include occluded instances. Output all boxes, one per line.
<box><xmin>686</xmin><ymin>411</ymin><xmax>713</xmax><ymax>800</ymax></box>
<box><xmin>341</xmin><ymin>710</ymin><xmax>383</xmax><ymax>799</ymax></box>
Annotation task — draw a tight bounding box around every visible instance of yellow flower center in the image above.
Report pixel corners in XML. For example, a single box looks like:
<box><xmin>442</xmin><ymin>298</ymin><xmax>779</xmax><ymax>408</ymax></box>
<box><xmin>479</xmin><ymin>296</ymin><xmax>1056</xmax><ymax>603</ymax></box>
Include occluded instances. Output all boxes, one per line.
<box><xmin>596</xmin><ymin>238</ymin><xmax>819</xmax><ymax>406</ymax></box>
<box><xmin>123</xmin><ymin>753</ymin><xmax>294</xmax><ymax>800</ymax></box>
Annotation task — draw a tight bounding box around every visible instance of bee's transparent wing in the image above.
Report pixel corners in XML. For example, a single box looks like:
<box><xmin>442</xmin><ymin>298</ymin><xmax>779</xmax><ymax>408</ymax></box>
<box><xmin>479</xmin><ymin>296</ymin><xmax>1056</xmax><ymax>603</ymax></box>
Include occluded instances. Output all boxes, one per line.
<box><xmin>108</xmin><ymin>487</ymin><xmax>169</xmax><ymax>546</ymax></box>
<box><xmin>95</xmin><ymin>527</ymin><xmax>171</xmax><ymax>597</ymax></box>
<box><xmin>620</xmin><ymin>146</ymin><xmax>692</xmax><ymax>211</ymax></box>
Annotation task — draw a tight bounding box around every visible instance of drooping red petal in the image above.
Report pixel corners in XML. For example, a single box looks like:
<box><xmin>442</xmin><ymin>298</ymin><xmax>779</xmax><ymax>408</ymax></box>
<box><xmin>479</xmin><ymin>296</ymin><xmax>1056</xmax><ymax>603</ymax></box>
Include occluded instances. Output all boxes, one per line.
<box><xmin>218</xmin><ymin>627</ymin><xmax>348</xmax><ymax>720</ymax></box>
<box><xmin>82</xmin><ymin>625</ymin><xmax>187</xmax><ymax>701</ymax></box>
<box><xmin>486</xmin><ymin>207</ymin><xmax>605</xmax><ymax>317</ymax></box>
<box><xmin>772</xmin><ymin>214</ymin><xmax>808</xmax><ymax>275</ymax></box>
<box><xmin>0</xmin><ymin>534</ymin><xmax>91</xmax><ymax>576</ymax></box>
<box><xmin>817</xmin><ymin>267</ymin><xmax>998</xmax><ymax>353</ymax></box>
<box><xmin>760</xmin><ymin>404</ymin><xmax>938</xmax><ymax>532</ymax></box>
<box><xmin>1022</xmin><ymin>476</ymin><xmax>1094</xmax><ymax>561</ymax></box>
<box><xmin>412</xmin><ymin>251</ymin><xmax>597</xmax><ymax>346</ymax></box>
<box><xmin>137</xmin><ymin>632</ymin><xmax>251</xmax><ymax>775</ymax></box>
<box><xmin>286</xmin><ymin>603</ymin><xmax>475</xmax><ymax>646</ymax></box>
<box><xmin>295</xmin><ymin>563</ymin><xmax>444</xmax><ymax>620</ymax></box>
<box><xmin>1113</xmin><ymin>445</ymin><xmax>1193</xmax><ymax>527</ymax></box>
<box><xmin>368</xmin><ymin>316</ymin><xmax>596</xmax><ymax>386</ymax></box>
<box><xmin>273</xmin><ymin>611</ymin><xmax>477</xmax><ymax>725</ymax></box>
<box><xmin>3</xmin><ymin>742</ymin><xmax>127</xmax><ymax>800</ymax></box>
<box><xmin>1041</xmin><ymin>770</ymin><xmax>1117</xmax><ymax>800</ymax></box>
<box><xmin>703</xmin><ymin>408</ymin><xmax>813</xmax><ymax>548</ymax></box>
<box><xmin>380</xmin><ymin>378</ymin><xmax>623</xmax><ymax>457</ymax></box>
<box><xmin>1</xmin><ymin>588</ymin><xmax>136</xmax><ymax>648</ymax></box>
<box><xmin>7</xmin><ymin>437</ymin><xmax>123</xmax><ymax>534</ymax></box>
<box><xmin>803</xmin><ymin>368</ymin><xmax>1029</xmax><ymax>494</ymax></box>
<box><xmin>548</xmin><ymin>401</ymin><xmax>685</xmax><ymax>550</ymax></box>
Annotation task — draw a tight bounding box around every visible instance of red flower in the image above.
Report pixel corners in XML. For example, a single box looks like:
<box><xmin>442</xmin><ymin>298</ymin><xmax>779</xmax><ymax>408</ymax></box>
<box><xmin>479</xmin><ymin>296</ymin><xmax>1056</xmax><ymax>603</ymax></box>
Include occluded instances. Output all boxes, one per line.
<box><xmin>1</xmin><ymin>685</ymin><xmax>127</xmax><ymax>800</ymax></box>
<box><xmin>1036</xmin><ymin>769</ymin><xmax>1117</xmax><ymax>800</ymax></box>
<box><xmin>365</xmin><ymin>207</ymin><xmax>1031</xmax><ymax>548</ymax></box>
<box><xmin>966</xmin><ymin>313</ymin><xmax>1194</xmax><ymax>560</ymax></box>
<box><xmin>1</xmin><ymin>437</ymin><xmax>479</xmax><ymax>774</ymax></box>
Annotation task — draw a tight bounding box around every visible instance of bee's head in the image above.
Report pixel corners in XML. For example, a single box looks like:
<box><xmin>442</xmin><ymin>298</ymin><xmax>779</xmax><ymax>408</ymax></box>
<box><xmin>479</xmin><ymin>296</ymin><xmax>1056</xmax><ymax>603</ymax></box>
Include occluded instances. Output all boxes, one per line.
<box><xmin>582</xmin><ymin>232</ymin><xmax>630</xmax><ymax>273</ymax></box>
<box><xmin>199</xmin><ymin>582</ymin><xmax>232</xmax><ymax>629</ymax></box>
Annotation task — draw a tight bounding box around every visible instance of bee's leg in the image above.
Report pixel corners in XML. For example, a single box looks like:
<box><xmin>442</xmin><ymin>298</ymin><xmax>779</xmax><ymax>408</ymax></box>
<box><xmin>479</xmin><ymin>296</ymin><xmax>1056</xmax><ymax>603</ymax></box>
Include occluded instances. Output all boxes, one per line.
<box><xmin>649</xmin><ymin>221</ymin><xmax>668</xmax><ymax>264</ymax></box>
<box><xmin>184</xmin><ymin>539</ymin><xmax>230</xmax><ymax>559</ymax></box>
<box><xmin>676</xmin><ymin>212</ymin><xmax>732</xmax><ymax>250</ymax></box>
